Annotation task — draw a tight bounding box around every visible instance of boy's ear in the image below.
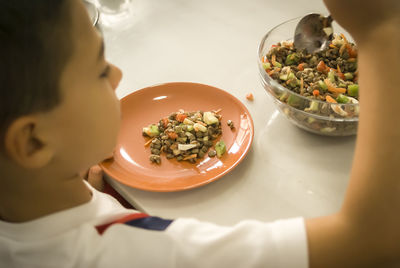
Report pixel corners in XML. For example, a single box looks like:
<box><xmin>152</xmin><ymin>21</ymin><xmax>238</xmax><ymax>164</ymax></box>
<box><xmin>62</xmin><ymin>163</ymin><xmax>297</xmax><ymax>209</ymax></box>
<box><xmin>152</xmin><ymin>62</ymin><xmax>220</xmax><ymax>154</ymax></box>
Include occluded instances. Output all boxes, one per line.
<box><xmin>4</xmin><ymin>116</ymin><xmax>53</xmax><ymax>169</ymax></box>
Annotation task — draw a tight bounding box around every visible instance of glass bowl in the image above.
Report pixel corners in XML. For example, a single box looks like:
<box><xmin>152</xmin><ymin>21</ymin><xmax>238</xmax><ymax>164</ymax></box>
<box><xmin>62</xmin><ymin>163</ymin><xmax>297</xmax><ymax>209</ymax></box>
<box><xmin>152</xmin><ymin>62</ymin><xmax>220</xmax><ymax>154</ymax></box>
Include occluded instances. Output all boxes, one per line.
<box><xmin>257</xmin><ymin>17</ymin><xmax>359</xmax><ymax>136</ymax></box>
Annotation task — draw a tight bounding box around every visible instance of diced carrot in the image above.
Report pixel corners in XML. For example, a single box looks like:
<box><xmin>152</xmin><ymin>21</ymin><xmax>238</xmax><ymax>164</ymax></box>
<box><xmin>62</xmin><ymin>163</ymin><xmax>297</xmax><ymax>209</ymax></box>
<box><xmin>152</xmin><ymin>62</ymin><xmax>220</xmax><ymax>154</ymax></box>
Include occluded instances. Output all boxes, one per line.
<box><xmin>346</xmin><ymin>44</ymin><xmax>358</xmax><ymax>58</ymax></box>
<box><xmin>175</xmin><ymin>113</ymin><xmax>187</xmax><ymax>122</ymax></box>
<box><xmin>144</xmin><ymin>138</ymin><xmax>155</xmax><ymax>147</ymax></box>
<box><xmin>161</xmin><ymin>117</ymin><xmax>169</xmax><ymax>128</ymax></box>
<box><xmin>246</xmin><ymin>93</ymin><xmax>254</xmax><ymax>101</ymax></box>
<box><xmin>312</xmin><ymin>90</ymin><xmax>320</xmax><ymax>97</ymax></box>
<box><xmin>262</xmin><ymin>56</ymin><xmax>269</xmax><ymax>63</ymax></box>
<box><xmin>324</xmin><ymin>79</ymin><xmax>347</xmax><ymax>94</ymax></box>
<box><xmin>196</xmin><ymin>121</ymin><xmax>207</xmax><ymax>127</ymax></box>
<box><xmin>168</xmin><ymin>132</ymin><xmax>178</xmax><ymax>140</ymax></box>
<box><xmin>317</xmin><ymin>61</ymin><xmax>329</xmax><ymax>73</ymax></box>
<box><xmin>297</xmin><ymin>63</ymin><xmax>305</xmax><ymax>71</ymax></box>
<box><xmin>267</xmin><ymin>69</ymin><xmax>275</xmax><ymax>76</ymax></box>
<box><xmin>329</xmin><ymin>44</ymin><xmax>337</xmax><ymax>49</ymax></box>
<box><xmin>183</xmin><ymin>154</ymin><xmax>197</xmax><ymax>161</ymax></box>
<box><xmin>326</xmin><ymin>95</ymin><xmax>337</xmax><ymax>103</ymax></box>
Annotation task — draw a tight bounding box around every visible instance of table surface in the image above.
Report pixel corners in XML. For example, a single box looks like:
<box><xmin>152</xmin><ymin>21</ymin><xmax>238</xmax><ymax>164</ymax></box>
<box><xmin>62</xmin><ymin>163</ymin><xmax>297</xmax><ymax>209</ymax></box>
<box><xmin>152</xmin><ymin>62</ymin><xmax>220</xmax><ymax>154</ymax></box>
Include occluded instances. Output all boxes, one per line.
<box><xmin>99</xmin><ymin>0</ymin><xmax>356</xmax><ymax>226</ymax></box>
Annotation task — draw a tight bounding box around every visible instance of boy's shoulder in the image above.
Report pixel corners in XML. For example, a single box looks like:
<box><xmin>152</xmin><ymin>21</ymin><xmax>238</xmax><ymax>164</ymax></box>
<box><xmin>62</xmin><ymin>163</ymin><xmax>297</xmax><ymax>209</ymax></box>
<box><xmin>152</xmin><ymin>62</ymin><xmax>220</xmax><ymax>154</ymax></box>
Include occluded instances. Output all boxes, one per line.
<box><xmin>0</xmin><ymin>184</ymin><xmax>308</xmax><ymax>268</ymax></box>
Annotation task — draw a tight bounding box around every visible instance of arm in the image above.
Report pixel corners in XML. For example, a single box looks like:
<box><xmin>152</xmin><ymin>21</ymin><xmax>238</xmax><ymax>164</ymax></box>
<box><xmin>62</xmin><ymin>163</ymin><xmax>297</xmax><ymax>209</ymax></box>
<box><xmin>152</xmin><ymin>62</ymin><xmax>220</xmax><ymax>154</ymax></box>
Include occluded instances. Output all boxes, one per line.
<box><xmin>306</xmin><ymin>2</ymin><xmax>400</xmax><ymax>267</ymax></box>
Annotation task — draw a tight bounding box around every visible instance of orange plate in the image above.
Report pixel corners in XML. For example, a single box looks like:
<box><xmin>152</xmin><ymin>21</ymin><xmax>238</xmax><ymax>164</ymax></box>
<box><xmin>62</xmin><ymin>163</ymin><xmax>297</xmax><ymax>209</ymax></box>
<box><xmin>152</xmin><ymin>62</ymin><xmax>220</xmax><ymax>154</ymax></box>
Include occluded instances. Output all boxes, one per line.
<box><xmin>100</xmin><ymin>82</ymin><xmax>254</xmax><ymax>192</ymax></box>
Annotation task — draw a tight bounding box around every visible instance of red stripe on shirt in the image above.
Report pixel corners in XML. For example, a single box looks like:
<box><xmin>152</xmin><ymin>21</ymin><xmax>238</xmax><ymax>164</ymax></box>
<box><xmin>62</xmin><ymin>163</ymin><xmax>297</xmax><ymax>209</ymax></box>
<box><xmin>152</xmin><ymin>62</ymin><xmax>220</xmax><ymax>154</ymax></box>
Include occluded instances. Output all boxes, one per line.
<box><xmin>96</xmin><ymin>213</ymin><xmax>149</xmax><ymax>235</ymax></box>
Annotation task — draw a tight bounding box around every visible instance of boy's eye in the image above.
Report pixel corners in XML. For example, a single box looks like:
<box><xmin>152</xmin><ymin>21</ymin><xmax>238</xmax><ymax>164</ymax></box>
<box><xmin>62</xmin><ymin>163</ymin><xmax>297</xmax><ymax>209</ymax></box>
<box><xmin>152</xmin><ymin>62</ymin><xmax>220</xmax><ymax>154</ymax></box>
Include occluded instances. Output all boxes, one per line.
<box><xmin>100</xmin><ymin>65</ymin><xmax>111</xmax><ymax>78</ymax></box>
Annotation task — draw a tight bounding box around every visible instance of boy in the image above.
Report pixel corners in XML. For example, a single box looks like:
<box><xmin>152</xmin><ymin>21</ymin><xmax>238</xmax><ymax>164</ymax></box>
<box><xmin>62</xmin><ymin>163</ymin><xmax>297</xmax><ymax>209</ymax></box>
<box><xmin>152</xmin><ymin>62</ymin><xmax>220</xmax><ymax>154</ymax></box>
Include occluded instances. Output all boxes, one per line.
<box><xmin>0</xmin><ymin>0</ymin><xmax>399</xmax><ymax>267</ymax></box>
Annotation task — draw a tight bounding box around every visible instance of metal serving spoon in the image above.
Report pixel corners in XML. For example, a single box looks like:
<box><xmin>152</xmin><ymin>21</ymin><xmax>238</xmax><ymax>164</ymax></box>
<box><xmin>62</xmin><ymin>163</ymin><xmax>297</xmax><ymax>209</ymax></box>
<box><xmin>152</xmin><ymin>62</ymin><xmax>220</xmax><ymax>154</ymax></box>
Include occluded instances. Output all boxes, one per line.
<box><xmin>294</xmin><ymin>13</ymin><xmax>334</xmax><ymax>53</ymax></box>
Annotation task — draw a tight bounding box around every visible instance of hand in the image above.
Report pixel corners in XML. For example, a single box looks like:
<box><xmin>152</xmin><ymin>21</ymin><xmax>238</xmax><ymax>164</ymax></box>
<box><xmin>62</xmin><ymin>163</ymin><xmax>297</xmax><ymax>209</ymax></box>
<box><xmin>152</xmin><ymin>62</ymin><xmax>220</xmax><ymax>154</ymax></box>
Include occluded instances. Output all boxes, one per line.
<box><xmin>80</xmin><ymin>165</ymin><xmax>105</xmax><ymax>191</ymax></box>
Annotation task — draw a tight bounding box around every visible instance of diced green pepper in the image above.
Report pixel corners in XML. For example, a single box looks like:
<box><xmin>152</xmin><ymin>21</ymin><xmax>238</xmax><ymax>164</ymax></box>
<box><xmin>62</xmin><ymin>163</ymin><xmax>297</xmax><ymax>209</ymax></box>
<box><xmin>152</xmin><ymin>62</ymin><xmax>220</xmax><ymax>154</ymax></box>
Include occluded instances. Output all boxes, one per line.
<box><xmin>287</xmin><ymin>78</ymin><xmax>299</xmax><ymax>88</ymax></box>
<box><xmin>288</xmin><ymin>72</ymin><xmax>295</xmax><ymax>80</ymax></box>
<box><xmin>262</xmin><ymin>62</ymin><xmax>271</xmax><ymax>70</ymax></box>
<box><xmin>279</xmin><ymin>92</ymin><xmax>288</xmax><ymax>102</ymax></box>
<box><xmin>347</xmin><ymin>84</ymin><xmax>359</xmax><ymax>97</ymax></box>
<box><xmin>328</xmin><ymin>70</ymin><xmax>336</xmax><ymax>83</ymax></box>
<box><xmin>308</xmin><ymin>101</ymin><xmax>319</xmax><ymax>111</ymax></box>
<box><xmin>187</xmin><ymin>125</ymin><xmax>194</xmax><ymax>131</ymax></box>
<box><xmin>272</xmin><ymin>61</ymin><xmax>282</xmax><ymax>68</ymax></box>
<box><xmin>143</xmin><ymin>124</ymin><xmax>160</xmax><ymax>137</ymax></box>
<box><xmin>149</xmin><ymin>125</ymin><xmax>160</xmax><ymax>136</ymax></box>
<box><xmin>285</xmin><ymin>53</ymin><xmax>300</xmax><ymax>65</ymax></box>
<box><xmin>318</xmin><ymin>80</ymin><xmax>328</xmax><ymax>91</ymax></box>
<box><xmin>336</xmin><ymin>94</ymin><xmax>350</xmax><ymax>103</ymax></box>
<box><xmin>280</xmin><ymin>72</ymin><xmax>295</xmax><ymax>81</ymax></box>
<box><xmin>279</xmin><ymin>73</ymin><xmax>289</xmax><ymax>81</ymax></box>
<box><xmin>307</xmin><ymin>117</ymin><xmax>316</xmax><ymax>124</ymax></box>
<box><xmin>215</xmin><ymin>140</ymin><xmax>226</xmax><ymax>158</ymax></box>
<box><xmin>344</xmin><ymin>72</ymin><xmax>354</xmax><ymax>80</ymax></box>
<box><xmin>287</xmin><ymin>94</ymin><xmax>302</xmax><ymax>107</ymax></box>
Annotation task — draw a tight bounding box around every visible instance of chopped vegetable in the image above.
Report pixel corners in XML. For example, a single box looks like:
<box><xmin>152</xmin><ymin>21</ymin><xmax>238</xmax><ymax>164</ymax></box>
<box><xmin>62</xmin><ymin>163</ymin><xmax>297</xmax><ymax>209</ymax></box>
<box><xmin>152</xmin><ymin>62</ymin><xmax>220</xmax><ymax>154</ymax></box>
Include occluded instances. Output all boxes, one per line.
<box><xmin>142</xmin><ymin>124</ymin><xmax>160</xmax><ymax>137</ymax></box>
<box><xmin>175</xmin><ymin>113</ymin><xmax>187</xmax><ymax>122</ymax></box>
<box><xmin>215</xmin><ymin>140</ymin><xmax>226</xmax><ymax>158</ymax></box>
<box><xmin>168</xmin><ymin>132</ymin><xmax>178</xmax><ymax>140</ymax></box>
<box><xmin>336</xmin><ymin>94</ymin><xmax>350</xmax><ymax>104</ymax></box>
<box><xmin>317</xmin><ymin>60</ymin><xmax>329</xmax><ymax>73</ymax></box>
<box><xmin>305</xmin><ymin>101</ymin><xmax>319</xmax><ymax>112</ymax></box>
<box><xmin>246</xmin><ymin>93</ymin><xmax>254</xmax><ymax>101</ymax></box>
<box><xmin>328</xmin><ymin>69</ymin><xmax>336</xmax><ymax>83</ymax></box>
<box><xmin>187</xmin><ymin>125</ymin><xmax>194</xmax><ymax>131</ymax></box>
<box><xmin>344</xmin><ymin>72</ymin><xmax>354</xmax><ymax>80</ymax></box>
<box><xmin>318</xmin><ymin>80</ymin><xmax>328</xmax><ymax>91</ymax></box>
<box><xmin>347</xmin><ymin>84</ymin><xmax>359</xmax><ymax>97</ymax></box>
<box><xmin>193</xmin><ymin>123</ymin><xmax>207</xmax><ymax>132</ymax></box>
<box><xmin>324</xmin><ymin>79</ymin><xmax>347</xmax><ymax>94</ymax></box>
<box><xmin>183</xmin><ymin>118</ymin><xmax>194</xmax><ymax>125</ymax></box>
<box><xmin>287</xmin><ymin>94</ymin><xmax>302</xmax><ymax>107</ymax></box>
<box><xmin>271</xmin><ymin>54</ymin><xmax>282</xmax><ymax>68</ymax></box>
<box><xmin>178</xmin><ymin>144</ymin><xmax>197</xmax><ymax>151</ymax></box>
<box><xmin>144</xmin><ymin>110</ymin><xmax>223</xmax><ymax>164</ymax></box>
<box><xmin>203</xmin><ymin>112</ymin><xmax>219</xmax><ymax>125</ymax></box>
<box><xmin>326</xmin><ymin>95</ymin><xmax>337</xmax><ymax>103</ymax></box>
<box><xmin>262</xmin><ymin>62</ymin><xmax>271</xmax><ymax>70</ymax></box>
<box><xmin>285</xmin><ymin>53</ymin><xmax>300</xmax><ymax>65</ymax></box>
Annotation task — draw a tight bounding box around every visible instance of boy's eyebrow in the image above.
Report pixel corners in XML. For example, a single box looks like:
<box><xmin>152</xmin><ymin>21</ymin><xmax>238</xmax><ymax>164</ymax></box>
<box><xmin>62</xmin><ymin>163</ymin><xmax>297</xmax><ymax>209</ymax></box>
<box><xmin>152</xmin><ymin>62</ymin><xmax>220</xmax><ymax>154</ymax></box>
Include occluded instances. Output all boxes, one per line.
<box><xmin>98</xmin><ymin>38</ymin><xmax>105</xmax><ymax>61</ymax></box>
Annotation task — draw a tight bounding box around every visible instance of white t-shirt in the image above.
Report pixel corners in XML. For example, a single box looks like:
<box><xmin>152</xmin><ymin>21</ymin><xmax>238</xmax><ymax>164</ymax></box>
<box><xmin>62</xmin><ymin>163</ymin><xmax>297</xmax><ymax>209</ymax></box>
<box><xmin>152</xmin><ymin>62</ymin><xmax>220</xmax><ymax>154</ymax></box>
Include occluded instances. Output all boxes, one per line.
<box><xmin>0</xmin><ymin>183</ymin><xmax>308</xmax><ymax>268</ymax></box>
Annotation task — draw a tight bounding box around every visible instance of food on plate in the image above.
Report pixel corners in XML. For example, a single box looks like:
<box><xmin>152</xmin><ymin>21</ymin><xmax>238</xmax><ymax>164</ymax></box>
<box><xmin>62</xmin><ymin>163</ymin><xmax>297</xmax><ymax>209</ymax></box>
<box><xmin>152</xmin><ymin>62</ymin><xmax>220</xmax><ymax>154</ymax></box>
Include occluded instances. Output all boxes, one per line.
<box><xmin>261</xmin><ymin>33</ymin><xmax>359</xmax><ymax>135</ymax></box>
<box><xmin>227</xmin><ymin>120</ymin><xmax>234</xmax><ymax>129</ymax></box>
<box><xmin>143</xmin><ymin>110</ymin><xmax>227</xmax><ymax>164</ymax></box>
<box><xmin>215</xmin><ymin>140</ymin><xmax>226</xmax><ymax>158</ymax></box>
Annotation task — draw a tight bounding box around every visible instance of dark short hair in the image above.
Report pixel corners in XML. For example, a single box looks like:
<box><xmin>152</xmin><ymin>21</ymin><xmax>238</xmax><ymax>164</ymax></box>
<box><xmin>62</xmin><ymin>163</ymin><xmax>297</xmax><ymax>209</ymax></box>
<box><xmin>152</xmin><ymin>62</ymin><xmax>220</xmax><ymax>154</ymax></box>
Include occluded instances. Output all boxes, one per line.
<box><xmin>0</xmin><ymin>0</ymin><xmax>72</xmax><ymax>141</ymax></box>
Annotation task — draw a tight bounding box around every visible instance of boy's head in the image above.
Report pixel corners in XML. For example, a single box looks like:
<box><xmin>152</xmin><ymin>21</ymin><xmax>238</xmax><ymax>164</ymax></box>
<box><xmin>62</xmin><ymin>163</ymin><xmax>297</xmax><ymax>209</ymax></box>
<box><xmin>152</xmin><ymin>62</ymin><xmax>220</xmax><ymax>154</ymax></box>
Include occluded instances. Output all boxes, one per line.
<box><xmin>0</xmin><ymin>0</ymin><xmax>122</xmax><ymax>178</ymax></box>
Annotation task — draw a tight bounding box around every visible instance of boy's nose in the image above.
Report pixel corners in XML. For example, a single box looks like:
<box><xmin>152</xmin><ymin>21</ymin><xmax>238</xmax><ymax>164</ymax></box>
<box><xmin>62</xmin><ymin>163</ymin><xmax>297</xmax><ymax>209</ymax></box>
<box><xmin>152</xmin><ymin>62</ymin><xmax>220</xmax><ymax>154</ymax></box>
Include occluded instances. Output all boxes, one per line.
<box><xmin>109</xmin><ymin>64</ymin><xmax>123</xmax><ymax>91</ymax></box>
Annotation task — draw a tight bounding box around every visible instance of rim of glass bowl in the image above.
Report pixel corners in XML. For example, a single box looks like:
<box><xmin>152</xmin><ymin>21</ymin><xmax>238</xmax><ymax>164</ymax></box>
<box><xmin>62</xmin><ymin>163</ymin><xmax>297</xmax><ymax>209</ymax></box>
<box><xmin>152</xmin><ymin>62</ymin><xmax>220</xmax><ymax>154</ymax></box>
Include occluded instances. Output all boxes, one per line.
<box><xmin>257</xmin><ymin>17</ymin><xmax>359</xmax><ymax>122</ymax></box>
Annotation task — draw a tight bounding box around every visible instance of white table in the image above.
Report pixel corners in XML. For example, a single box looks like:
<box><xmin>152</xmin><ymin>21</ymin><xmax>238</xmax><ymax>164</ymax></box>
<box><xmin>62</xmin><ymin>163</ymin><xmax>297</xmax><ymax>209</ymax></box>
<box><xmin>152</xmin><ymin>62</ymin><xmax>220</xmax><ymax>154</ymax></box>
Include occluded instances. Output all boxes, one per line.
<box><xmin>100</xmin><ymin>0</ymin><xmax>356</xmax><ymax>226</ymax></box>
